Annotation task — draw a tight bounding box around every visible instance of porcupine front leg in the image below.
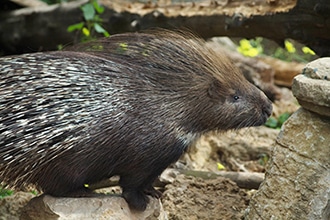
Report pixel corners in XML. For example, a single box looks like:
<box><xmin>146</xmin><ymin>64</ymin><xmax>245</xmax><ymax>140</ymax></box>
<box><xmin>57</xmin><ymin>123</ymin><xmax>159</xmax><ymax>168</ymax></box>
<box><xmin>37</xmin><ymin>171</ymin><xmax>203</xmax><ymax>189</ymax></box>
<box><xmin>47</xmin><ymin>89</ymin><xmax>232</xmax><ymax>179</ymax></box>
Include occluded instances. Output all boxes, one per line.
<box><xmin>120</xmin><ymin>172</ymin><xmax>163</xmax><ymax>211</ymax></box>
<box><xmin>143</xmin><ymin>183</ymin><xmax>162</xmax><ymax>198</ymax></box>
<box><xmin>120</xmin><ymin>159</ymin><xmax>179</xmax><ymax>210</ymax></box>
<box><xmin>120</xmin><ymin>138</ymin><xmax>187</xmax><ymax>211</ymax></box>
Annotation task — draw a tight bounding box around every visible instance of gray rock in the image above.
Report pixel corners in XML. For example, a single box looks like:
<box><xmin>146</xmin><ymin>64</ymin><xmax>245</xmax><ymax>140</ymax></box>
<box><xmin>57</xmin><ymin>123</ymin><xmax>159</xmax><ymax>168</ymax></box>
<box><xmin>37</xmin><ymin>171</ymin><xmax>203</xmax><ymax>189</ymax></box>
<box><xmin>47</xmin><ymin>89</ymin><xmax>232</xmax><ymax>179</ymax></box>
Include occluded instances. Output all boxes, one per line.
<box><xmin>302</xmin><ymin>58</ymin><xmax>330</xmax><ymax>80</ymax></box>
<box><xmin>245</xmin><ymin>108</ymin><xmax>330</xmax><ymax>220</ymax></box>
<box><xmin>292</xmin><ymin>58</ymin><xmax>330</xmax><ymax>117</ymax></box>
<box><xmin>20</xmin><ymin>194</ymin><xmax>167</xmax><ymax>220</ymax></box>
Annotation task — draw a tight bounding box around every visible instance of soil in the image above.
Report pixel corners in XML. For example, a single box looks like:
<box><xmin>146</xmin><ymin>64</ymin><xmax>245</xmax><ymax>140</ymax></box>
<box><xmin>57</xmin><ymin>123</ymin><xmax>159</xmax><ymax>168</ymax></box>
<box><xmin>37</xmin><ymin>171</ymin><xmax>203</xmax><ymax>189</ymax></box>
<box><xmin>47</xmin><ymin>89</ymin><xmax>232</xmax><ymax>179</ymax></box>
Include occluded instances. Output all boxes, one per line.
<box><xmin>162</xmin><ymin>175</ymin><xmax>250</xmax><ymax>220</ymax></box>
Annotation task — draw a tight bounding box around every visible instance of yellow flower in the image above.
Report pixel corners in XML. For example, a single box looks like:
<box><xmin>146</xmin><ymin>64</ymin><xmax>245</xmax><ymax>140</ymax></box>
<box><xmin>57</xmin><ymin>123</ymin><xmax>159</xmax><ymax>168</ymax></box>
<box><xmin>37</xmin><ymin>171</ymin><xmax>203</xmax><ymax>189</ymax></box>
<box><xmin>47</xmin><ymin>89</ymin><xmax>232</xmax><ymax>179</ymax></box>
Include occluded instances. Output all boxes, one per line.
<box><xmin>246</xmin><ymin>48</ymin><xmax>259</xmax><ymax>57</ymax></box>
<box><xmin>285</xmin><ymin>40</ymin><xmax>296</xmax><ymax>53</ymax></box>
<box><xmin>237</xmin><ymin>39</ymin><xmax>261</xmax><ymax>57</ymax></box>
<box><xmin>239</xmin><ymin>39</ymin><xmax>252</xmax><ymax>50</ymax></box>
<box><xmin>302</xmin><ymin>46</ymin><xmax>316</xmax><ymax>55</ymax></box>
<box><xmin>217</xmin><ymin>162</ymin><xmax>225</xmax><ymax>170</ymax></box>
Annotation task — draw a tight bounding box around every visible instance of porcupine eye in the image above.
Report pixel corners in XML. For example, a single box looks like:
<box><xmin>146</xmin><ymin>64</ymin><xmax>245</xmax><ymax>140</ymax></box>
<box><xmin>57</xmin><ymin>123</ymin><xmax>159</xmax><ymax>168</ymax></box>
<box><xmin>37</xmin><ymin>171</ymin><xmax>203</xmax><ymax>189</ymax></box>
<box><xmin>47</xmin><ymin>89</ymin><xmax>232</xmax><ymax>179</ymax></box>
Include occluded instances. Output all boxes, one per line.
<box><xmin>233</xmin><ymin>95</ymin><xmax>240</xmax><ymax>101</ymax></box>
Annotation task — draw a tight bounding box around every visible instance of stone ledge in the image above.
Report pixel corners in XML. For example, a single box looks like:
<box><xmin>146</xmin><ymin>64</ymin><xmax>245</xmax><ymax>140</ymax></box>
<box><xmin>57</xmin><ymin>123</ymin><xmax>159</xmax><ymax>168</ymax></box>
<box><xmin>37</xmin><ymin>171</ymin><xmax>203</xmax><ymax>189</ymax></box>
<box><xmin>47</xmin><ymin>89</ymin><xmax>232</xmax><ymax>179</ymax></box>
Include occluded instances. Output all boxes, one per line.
<box><xmin>292</xmin><ymin>58</ymin><xmax>330</xmax><ymax>117</ymax></box>
<box><xmin>20</xmin><ymin>194</ymin><xmax>166</xmax><ymax>220</ymax></box>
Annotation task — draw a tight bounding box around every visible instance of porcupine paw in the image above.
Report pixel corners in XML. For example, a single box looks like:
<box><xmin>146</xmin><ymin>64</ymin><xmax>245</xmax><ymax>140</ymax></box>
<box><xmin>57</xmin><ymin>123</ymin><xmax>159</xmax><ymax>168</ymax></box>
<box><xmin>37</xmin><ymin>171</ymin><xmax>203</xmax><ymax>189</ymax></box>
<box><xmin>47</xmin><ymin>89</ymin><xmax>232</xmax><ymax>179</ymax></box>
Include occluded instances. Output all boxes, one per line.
<box><xmin>122</xmin><ymin>189</ymin><xmax>149</xmax><ymax>211</ymax></box>
<box><xmin>144</xmin><ymin>186</ymin><xmax>162</xmax><ymax>199</ymax></box>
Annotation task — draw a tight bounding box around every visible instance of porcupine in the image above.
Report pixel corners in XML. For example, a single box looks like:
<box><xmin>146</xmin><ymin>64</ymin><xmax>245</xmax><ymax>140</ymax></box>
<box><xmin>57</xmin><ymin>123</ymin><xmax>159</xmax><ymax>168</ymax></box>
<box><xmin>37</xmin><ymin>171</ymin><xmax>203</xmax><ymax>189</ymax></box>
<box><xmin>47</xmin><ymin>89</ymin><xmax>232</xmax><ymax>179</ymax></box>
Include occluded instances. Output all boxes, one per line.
<box><xmin>0</xmin><ymin>30</ymin><xmax>272</xmax><ymax>211</ymax></box>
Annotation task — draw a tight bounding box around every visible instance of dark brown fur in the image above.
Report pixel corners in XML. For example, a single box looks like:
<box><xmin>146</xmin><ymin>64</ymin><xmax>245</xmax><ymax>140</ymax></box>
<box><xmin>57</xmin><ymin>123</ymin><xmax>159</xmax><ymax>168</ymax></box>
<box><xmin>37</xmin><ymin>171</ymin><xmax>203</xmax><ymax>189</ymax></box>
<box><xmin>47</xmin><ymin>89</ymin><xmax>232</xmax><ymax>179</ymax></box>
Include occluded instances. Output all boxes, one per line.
<box><xmin>0</xmin><ymin>31</ymin><xmax>272</xmax><ymax>211</ymax></box>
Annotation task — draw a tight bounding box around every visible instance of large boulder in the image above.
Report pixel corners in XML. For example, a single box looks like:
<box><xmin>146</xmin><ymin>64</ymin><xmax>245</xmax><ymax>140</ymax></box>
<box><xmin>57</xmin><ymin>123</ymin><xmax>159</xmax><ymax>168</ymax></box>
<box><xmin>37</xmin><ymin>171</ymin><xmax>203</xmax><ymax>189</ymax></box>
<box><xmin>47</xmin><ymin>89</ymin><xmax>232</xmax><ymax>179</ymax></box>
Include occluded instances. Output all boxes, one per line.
<box><xmin>246</xmin><ymin>58</ymin><xmax>330</xmax><ymax>220</ymax></box>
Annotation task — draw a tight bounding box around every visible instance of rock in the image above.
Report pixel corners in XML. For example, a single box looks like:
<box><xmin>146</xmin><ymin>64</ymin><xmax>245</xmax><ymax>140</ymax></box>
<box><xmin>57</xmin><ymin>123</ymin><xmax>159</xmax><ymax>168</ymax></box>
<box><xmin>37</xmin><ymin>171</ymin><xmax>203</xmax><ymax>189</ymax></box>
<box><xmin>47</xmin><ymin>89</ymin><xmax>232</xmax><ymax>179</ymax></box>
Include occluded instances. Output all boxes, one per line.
<box><xmin>246</xmin><ymin>108</ymin><xmax>330</xmax><ymax>220</ymax></box>
<box><xmin>246</xmin><ymin>58</ymin><xmax>330</xmax><ymax>219</ymax></box>
<box><xmin>20</xmin><ymin>194</ymin><xmax>167</xmax><ymax>220</ymax></box>
<box><xmin>292</xmin><ymin>57</ymin><xmax>330</xmax><ymax>117</ymax></box>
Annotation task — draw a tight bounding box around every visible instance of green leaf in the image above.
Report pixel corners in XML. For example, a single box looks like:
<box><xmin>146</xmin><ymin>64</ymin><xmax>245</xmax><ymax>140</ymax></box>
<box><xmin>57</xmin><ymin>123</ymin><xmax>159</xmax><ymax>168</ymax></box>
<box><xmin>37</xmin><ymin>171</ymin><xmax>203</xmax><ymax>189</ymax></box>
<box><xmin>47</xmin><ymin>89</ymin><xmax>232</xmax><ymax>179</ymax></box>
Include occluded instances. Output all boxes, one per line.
<box><xmin>30</xmin><ymin>190</ymin><xmax>38</xmax><ymax>196</ymax></box>
<box><xmin>265</xmin><ymin>117</ymin><xmax>278</xmax><ymax>128</ymax></box>
<box><xmin>93</xmin><ymin>15</ymin><xmax>103</xmax><ymax>23</ymax></box>
<box><xmin>94</xmin><ymin>23</ymin><xmax>105</xmax><ymax>33</ymax></box>
<box><xmin>57</xmin><ymin>44</ymin><xmax>64</xmax><ymax>50</ymax></box>
<box><xmin>94</xmin><ymin>23</ymin><xmax>110</xmax><ymax>37</ymax></box>
<box><xmin>67</xmin><ymin>22</ymin><xmax>84</xmax><ymax>32</ymax></box>
<box><xmin>278</xmin><ymin>112</ymin><xmax>290</xmax><ymax>125</ymax></box>
<box><xmin>92</xmin><ymin>0</ymin><xmax>104</xmax><ymax>14</ymax></box>
<box><xmin>81</xmin><ymin>3</ymin><xmax>95</xmax><ymax>21</ymax></box>
<box><xmin>0</xmin><ymin>187</ymin><xmax>13</xmax><ymax>199</ymax></box>
<box><xmin>103</xmin><ymin>31</ymin><xmax>110</xmax><ymax>37</ymax></box>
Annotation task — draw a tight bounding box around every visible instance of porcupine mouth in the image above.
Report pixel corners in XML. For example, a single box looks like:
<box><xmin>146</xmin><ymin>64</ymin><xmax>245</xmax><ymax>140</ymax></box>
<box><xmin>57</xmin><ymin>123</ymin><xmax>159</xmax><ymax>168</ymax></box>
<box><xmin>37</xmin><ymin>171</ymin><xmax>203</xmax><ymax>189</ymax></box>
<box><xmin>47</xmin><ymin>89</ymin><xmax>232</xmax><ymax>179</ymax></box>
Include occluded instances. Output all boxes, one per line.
<box><xmin>257</xmin><ymin>103</ymin><xmax>273</xmax><ymax>126</ymax></box>
<box><xmin>237</xmin><ymin>106</ymin><xmax>272</xmax><ymax>129</ymax></box>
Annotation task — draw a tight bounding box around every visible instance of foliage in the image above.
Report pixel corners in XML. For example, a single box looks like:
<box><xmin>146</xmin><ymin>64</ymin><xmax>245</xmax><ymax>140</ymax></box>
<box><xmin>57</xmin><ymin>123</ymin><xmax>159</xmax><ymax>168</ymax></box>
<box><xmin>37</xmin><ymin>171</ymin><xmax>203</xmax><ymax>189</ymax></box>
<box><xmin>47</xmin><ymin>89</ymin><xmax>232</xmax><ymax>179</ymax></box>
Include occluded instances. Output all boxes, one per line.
<box><xmin>0</xmin><ymin>186</ymin><xmax>13</xmax><ymax>199</ymax></box>
<box><xmin>67</xmin><ymin>0</ymin><xmax>110</xmax><ymax>42</ymax></box>
<box><xmin>273</xmin><ymin>40</ymin><xmax>316</xmax><ymax>62</ymax></box>
<box><xmin>30</xmin><ymin>190</ymin><xmax>39</xmax><ymax>196</ymax></box>
<box><xmin>237</xmin><ymin>38</ymin><xmax>317</xmax><ymax>62</ymax></box>
<box><xmin>265</xmin><ymin>112</ymin><xmax>291</xmax><ymax>129</ymax></box>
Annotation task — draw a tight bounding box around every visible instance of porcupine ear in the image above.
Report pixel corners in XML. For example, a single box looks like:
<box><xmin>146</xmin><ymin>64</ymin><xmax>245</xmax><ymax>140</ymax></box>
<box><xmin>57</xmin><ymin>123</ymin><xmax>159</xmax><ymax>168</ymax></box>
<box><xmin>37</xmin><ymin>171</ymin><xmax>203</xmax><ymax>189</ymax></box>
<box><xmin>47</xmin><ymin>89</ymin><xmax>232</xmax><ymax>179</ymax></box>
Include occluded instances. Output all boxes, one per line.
<box><xmin>207</xmin><ymin>80</ymin><xmax>225</xmax><ymax>101</ymax></box>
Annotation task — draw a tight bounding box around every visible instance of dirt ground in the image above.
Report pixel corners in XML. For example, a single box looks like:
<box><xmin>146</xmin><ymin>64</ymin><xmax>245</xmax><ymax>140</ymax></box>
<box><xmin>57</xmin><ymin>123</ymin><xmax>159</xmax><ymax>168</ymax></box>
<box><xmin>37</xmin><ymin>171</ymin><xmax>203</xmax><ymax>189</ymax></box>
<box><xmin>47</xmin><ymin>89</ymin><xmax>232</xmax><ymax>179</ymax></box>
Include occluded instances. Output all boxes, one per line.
<box><xmin>162</xmin><ymin>175</ymin><xmax>250</xmax><ymax>220</ymax></box>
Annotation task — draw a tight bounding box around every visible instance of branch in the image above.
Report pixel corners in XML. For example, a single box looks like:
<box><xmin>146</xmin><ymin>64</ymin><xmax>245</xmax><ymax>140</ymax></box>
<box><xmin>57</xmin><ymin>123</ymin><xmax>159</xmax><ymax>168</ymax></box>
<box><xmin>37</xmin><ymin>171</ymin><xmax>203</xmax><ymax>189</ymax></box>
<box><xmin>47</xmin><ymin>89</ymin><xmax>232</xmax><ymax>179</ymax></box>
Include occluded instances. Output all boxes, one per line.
<box><xmin>89</xmin><ymin>169</ymin><xmax>264</xmax><ymax>191</ymax></box>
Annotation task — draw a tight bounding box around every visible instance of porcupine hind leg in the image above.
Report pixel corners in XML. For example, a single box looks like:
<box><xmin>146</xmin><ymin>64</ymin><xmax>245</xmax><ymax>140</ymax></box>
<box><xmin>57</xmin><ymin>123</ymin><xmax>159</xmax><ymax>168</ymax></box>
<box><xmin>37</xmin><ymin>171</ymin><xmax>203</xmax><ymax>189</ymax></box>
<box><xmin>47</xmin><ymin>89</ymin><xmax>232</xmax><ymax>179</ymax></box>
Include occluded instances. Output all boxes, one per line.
<box><xmin>35</xmin><ymin>157</ymin><xmax>95</xmax><ymax>198</ymax></box>
<box><xmin>36</xmin><ymin>174</ymin><xmax>91</xmax><ymax>197</ymax></box>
